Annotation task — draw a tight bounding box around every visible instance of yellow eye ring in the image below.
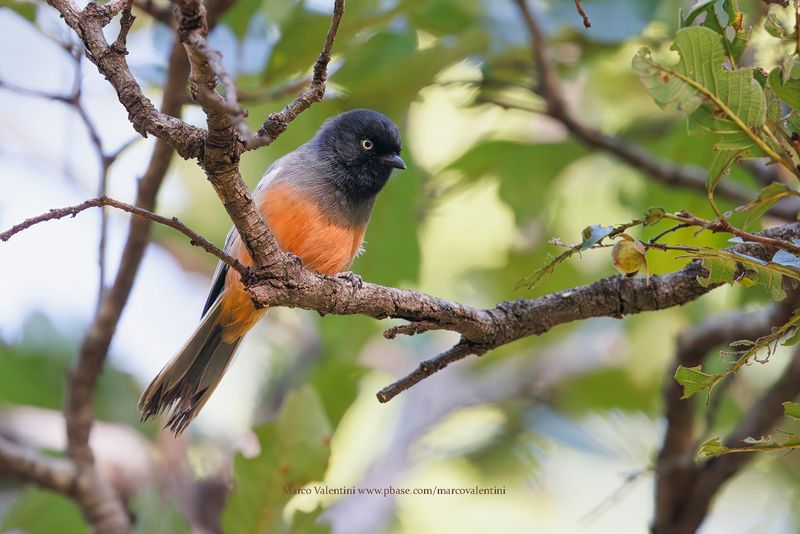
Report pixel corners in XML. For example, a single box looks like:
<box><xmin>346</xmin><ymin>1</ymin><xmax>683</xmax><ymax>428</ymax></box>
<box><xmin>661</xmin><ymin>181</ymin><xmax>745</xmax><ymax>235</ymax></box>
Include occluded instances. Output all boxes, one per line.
<box><xmin>361</xmin><ymin>138</ymin><xmax>374</xmax><ymax>150</ymax></box>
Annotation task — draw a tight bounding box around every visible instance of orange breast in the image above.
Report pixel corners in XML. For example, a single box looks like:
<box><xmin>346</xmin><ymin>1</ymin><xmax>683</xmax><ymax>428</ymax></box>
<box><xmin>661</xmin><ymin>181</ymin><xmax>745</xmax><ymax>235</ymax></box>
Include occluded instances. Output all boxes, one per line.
<box><xmin>261</xmin><ymin>183</ymin><xmax>366</xmax><ymax>275</ymax></box>
<box><xmin>217</xmin><ymin>182</ymin><xmax>366</xmax><ymax>342</ymax></box>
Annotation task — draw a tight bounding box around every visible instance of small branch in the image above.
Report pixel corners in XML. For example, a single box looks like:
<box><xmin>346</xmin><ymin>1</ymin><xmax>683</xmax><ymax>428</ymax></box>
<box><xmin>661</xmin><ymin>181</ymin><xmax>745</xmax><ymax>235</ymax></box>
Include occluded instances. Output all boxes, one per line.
<box><xmin>653</xmin><ymin>295</ymin><xmax>800</xmax><ymax>532</ymax></box>
<box><xmin>377</xmin><ymin>340</ymin><xmax>490</xmax><ymax>402</ymax></box>
<box><xmin>510</xmin><ymin>0</ymin><xmax>799</xmax><ymax>221</ymax></box>
<box><xmin>0</xmin><ymin>196</ymin><xmax>246</xmax><ymax>274</ymax></box>
<box><xmin>241</xmin><ymin>222</ymin><xmax>800</xmax><ymax>402</ymax></box>
<box><xmin>111</xmin><ymin>0</ymin><xmax>135</xmax><ymax>54</ymax></box>
<box><xmin>667</xmin><ymin>211</ymin><xmax>800</xmax><ymax>256</ymax></box>
<box><xmin>384</xmin><ymin>321</ymin><xmax>442</xmax><ymax>339</ymax></box>
<box><xmin>244</xmin><ymin>0</ymin><xmax>345</xmax><ymax>150</ymax></box>
<box><xmin>46</xmin><ymin>0</ymin><xmax>205</xmax><ymax>159</ymax></box>
<box><xmin>574</xmin><ymin>0</ymin><xmax>591</xmax><ymax>28</ymax></box>
<box><xmin>0</xmin><ymin>436</ymin><xmax>77</xmax><ymax>495</ymax></box>
<box><xmin>656</xmin><ymin>344</ymin><xmax>800</xmax><ymax>532</ymax></box>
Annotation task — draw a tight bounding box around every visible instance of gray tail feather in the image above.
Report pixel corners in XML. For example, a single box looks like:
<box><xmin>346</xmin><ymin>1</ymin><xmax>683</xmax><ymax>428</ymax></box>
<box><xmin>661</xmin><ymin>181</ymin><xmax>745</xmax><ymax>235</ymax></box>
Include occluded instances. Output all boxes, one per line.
<box><xmin>138</xmin><ymin>299</ymin><xmax>241</xmax><ymax>434</ymax></box>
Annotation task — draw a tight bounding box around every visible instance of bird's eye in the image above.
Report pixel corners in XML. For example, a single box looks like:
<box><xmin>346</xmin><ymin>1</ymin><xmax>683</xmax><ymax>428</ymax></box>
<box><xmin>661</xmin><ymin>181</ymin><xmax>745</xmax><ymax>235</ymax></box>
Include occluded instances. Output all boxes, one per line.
<box><xmin>361</xmin><ymin>138</ymin><xmax>374</xmax><ymax>150</ymax></box>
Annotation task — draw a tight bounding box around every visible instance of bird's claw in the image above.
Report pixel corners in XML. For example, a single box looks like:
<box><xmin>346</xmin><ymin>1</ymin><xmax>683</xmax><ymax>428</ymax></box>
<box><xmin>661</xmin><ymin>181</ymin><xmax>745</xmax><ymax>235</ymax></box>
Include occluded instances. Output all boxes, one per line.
<box><xmin>336</xmin><ymin>271</ymin><xmax>363</xmax><ymax>290</ymax></box>
<box><xmin>285</xmin><ymin>252</ymin><xmax>303</xmax><ymax>265</ymax></box>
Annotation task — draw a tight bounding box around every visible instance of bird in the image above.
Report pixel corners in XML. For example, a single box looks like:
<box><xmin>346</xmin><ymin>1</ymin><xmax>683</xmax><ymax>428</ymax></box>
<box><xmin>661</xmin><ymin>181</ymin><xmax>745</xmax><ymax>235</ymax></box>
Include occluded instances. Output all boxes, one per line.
<box><xmin>138</xmin><ymin>109</ymin><xmax>406</xmax><ymax>434</ymax></box>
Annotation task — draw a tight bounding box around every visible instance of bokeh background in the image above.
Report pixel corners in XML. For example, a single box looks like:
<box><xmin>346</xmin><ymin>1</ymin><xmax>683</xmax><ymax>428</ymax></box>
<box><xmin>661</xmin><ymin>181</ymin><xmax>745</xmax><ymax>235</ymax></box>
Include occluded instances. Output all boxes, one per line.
<box><xmin>2</xmin><ymin>0</ymin><xmax>800</xmax><ymax>532</ymax></box>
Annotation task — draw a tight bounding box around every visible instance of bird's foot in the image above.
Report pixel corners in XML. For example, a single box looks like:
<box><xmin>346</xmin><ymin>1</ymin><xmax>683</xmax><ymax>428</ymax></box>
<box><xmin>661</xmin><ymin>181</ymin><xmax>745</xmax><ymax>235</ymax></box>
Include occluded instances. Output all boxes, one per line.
<box><xmin>336</xmin><ymin>271</ymin><xmax>363</xmax><ymax>290</ymax></box>
<box><xmin>285</xmin><ymin>252</ymin><xmax>303</xmax><ymax>265</ymax></box>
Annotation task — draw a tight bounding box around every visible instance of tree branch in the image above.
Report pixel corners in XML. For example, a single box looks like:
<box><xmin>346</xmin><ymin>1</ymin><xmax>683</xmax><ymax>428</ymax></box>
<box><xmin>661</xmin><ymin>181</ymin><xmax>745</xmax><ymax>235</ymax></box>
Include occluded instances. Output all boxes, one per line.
<box><xmin>653</xmin><ymin>295</ymin><xmax>800</xmax><ymax>533</ymax></box>
<box><xmin>0</xmin><ymin>436</ymin><xmax>77</xmax><ymax>495</ymax></box>
<box><xmin>62</xmin><ymin>36</ymin><xmax>191</xmax><ymax>533</ymax></box>
<box><xmin>0</xmin><ymin>196</ymin><xmax>245</xmax><ymax>273</ymax></box>
<box><xmin>654</xmin><ymin>345</ymin><xmax>800</xmax><ymax>533</ymax></box>
<box><xmin>241</xmin><ymin>222</ymin><xmax>800</xmax><ymax>402</ymax></box>
<box><xmin>46</xmin><ymin>0</ymin><xmax>205</xmax><ymax>159</ymax></box>
<box><xmin>171</xmin><ymin>0</ymin><xmax>345</xmax><ymax>271</ymax></box>
<box><xmin>244</xmin><ymin>0</ymin><xmax>344</xmax><ymax>150</ymax></box>
<box><xmin>511</xmin><ymin>0</ymin><xmax>799</xmax><ymax>221</ymax></box>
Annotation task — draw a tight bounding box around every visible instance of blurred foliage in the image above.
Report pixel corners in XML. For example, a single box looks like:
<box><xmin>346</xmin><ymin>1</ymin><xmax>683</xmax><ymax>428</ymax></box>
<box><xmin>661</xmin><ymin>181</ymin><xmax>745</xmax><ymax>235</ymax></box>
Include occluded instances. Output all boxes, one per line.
<box><xmin>222</xmin><ymin>387</ymin><xmax>332</xmax><ymax>534</ymax></box>
<box><xmin>5</xmin><ymin>0</ymin><xmax>800</xmax><ymax>531</ymax></box>
<box><xmin>0</xmin><ymin>315</ymin><xmax>144</xmax><ymax>428</ymax></box>
<box><xmin>2</xmin><ymin>488</ymin><xmax>87</xmax><ymax>534</ymax></box>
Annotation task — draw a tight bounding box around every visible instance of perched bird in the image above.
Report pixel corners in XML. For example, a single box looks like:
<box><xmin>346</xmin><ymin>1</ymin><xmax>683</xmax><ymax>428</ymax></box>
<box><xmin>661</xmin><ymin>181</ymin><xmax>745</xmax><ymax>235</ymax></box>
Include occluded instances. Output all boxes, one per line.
<box><xmin>139</xmin><ymin>109</ymin><xmax>405</xmax><ymax>433</ymax></box>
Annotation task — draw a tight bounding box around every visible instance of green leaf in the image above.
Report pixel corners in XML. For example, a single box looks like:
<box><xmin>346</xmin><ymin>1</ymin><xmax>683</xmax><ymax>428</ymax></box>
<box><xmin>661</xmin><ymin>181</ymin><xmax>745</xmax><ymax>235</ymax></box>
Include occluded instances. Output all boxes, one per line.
<box><xmin>687</xmin><ymin>247</ymin><xmax>797</xmax><ymax>300</ymax></box>
<box><xmin>747</xmin><ymin>261</ymin><xmax>788</xmax><ymax>300</ymax></box>
<box><xmin>675</xmin><ymin>365</ymin><xmax>721</xmax><ymax>399</ymax></box>
<box><xmin>222</xmin><ymin>387</ymin><xmax>332</xmax><ymax>534</ymax></box>
<box><xmin>0</xmin><ymin>0</ymin><xmax>36</xmax><ymax>21</ymax></box>
<box><xmin>680</xmin><ymin>0</ymin><xmax>717</xmax><ymax>28</ymax></box>
<box><xmin>741</xmin><ymin>182</ymin><xmax>792</xmax><ymax>229</ymax></box>
<box><xmin>220</xmin><ymin>0</ymin><xmax>261</xmax><ymax>38</ymax></box>
<box><xmin>699</xmin><ymin>436</ymin><xmax>730</xmax><ymax>457</ymax></box>
<box><xmin>3</xmin><ymin>488</ymin><xmax>88</xmax><ymax>534</ymax></box>
<box><xmin>769</xmin><ymin>67</ymin><xmax>800</xmax><ymax>110</ymax></box>
<box><xmin>765</xmin><ymin>12</ymin><xmax>792</xmax><ymax>39</ymax></box>
<box><xmin>784</xmin><ymin>401</ymin><xmax>800</xmax><ymax>419</ymax></box>
<box><xmin>707</xmin><ymin>149</ymin><xmax>740</xmax><ymax>193</ymax></box>
<box><xmin>722</xmin><ymin>0</ymin><xmax>749</xmax><ymax>62</ymax></box>
<box><xmin>696</xmin><ymin>255</ymin><xmax>737</xmax><ymax>287</ymax></box>
<box><xmin>633</xmin><ymin>27</ymin><xmax>766</xmax><ymax>150</ymax></box>
<box><xmin>580</xmin><ymin>224</ymin><xmax>614</xmax><ymax>251</ymax></box>
<box><xmin>783</xmin><ymin>327</ymin><xmax>800</xmax><ymax>346</ymax></box>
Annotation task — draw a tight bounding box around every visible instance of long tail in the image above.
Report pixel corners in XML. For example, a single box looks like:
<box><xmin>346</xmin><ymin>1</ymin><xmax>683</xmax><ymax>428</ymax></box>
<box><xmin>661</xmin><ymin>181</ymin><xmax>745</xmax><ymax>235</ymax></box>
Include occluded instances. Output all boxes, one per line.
<box><xmin>139</xmin><ymin>299</ymin><xmax>241</xmax><ymax>434</ymax></box>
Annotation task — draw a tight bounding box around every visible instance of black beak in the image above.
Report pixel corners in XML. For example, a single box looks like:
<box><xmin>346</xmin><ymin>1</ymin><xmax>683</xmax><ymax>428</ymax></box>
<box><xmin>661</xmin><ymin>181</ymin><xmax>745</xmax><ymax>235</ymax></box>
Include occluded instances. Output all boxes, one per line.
<box><xmin>379</xmin><ymin>153</ymin><xmax>406</xmax><ymax>170</ymax></box>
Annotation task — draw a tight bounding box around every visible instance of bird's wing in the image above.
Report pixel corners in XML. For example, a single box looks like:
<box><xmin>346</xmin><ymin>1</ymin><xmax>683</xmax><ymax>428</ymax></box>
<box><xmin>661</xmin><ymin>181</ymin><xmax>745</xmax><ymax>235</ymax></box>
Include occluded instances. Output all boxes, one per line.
<box><xmin>201</xmin><ymin>227</ymin><xmax>236</xmax><ymax>318</ymax></box>
<box><xmin>200</xmin><ymin>153</ymin><xmax>296</xmax><ymax>318</ymax></box>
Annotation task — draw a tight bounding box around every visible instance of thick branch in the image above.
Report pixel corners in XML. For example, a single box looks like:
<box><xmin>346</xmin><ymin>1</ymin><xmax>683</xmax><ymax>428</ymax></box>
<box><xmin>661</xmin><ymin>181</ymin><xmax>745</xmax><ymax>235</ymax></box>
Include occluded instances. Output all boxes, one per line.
<box><xmin>244</xmin><ymin>223</ymin><xmax>800</xmax><ymax>401</ymax></box>
<box><xmin>0</xmin><ymin>436</ymin><xmax>77</xmax><ymax>494</ymax></box>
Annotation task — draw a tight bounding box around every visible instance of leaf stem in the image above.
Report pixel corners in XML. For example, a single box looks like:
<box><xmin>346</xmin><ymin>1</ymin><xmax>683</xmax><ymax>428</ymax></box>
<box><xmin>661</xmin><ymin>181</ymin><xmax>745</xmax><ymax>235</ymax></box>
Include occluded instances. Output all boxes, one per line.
<box><xmin>643</xmin><ymin>57</ymin><xmax>798</xmax><ymax>177</ymax></box>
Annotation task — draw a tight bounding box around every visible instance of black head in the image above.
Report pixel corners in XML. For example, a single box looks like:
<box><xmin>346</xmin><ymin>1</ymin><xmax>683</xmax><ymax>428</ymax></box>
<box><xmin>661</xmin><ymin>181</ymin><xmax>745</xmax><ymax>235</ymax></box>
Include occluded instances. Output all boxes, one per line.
<box><xmin>314</xmin><ymin>109</ymin><xmax>405</xmax><ymax>200</ymax></box>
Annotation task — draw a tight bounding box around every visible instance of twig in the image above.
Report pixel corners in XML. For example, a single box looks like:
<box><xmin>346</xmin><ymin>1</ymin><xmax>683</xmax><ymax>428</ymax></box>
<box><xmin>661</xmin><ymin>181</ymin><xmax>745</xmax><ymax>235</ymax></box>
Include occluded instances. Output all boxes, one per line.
<box><xmin>665</xmin><ymin>211</ymin><xmax>800</xmax><ymax>256</ymax></box>
<box><xmin>384</xmin><ymin>321</ymin><xmax>443</xmax><ymax>339</ymax></box>
<box><xmin>377</xmin><ymin>341</ymin><xmax>490</xmax><ymax>402</ymax></box>
<box><xmin>244</xmin><ymin>0</ymin><xmax>345</xmax><ymax>150</ymax></box>
<box><xmin>649</xmin><ymin>223</ymin><xmax>690</xmax><ymax>244</ymax></box>
<box><xmin>238</xmin><ymin>223</ymin><xmax>800</xmax><ymax>402</ymax></box>
<box><xmin>574</xmin><ymin>0</ymin><xmax>591</xmax><ymax>28</ymax></box>
<box><xmin>46</xmin><ymin>0</ymin><xmax>205</xmax><ymax>159</ymax></box>
<box><xmin>0</xmin><ymin>196</ymin><xmax>245</xmax><ymax>273</ymax></box>
<box><xmin>656</xmin><ymin>342</ymin><xmax>800</xmax><ymax>532</ymax></box>
<box><xmin>510</xmin><ymin>0</ymin><xmax>799</xmax><ymax>221</ymax></box>
<box><xmin>653</xmin><ymin>295</ymin><xmax>800</xmax><ymax>532</ymax></box>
